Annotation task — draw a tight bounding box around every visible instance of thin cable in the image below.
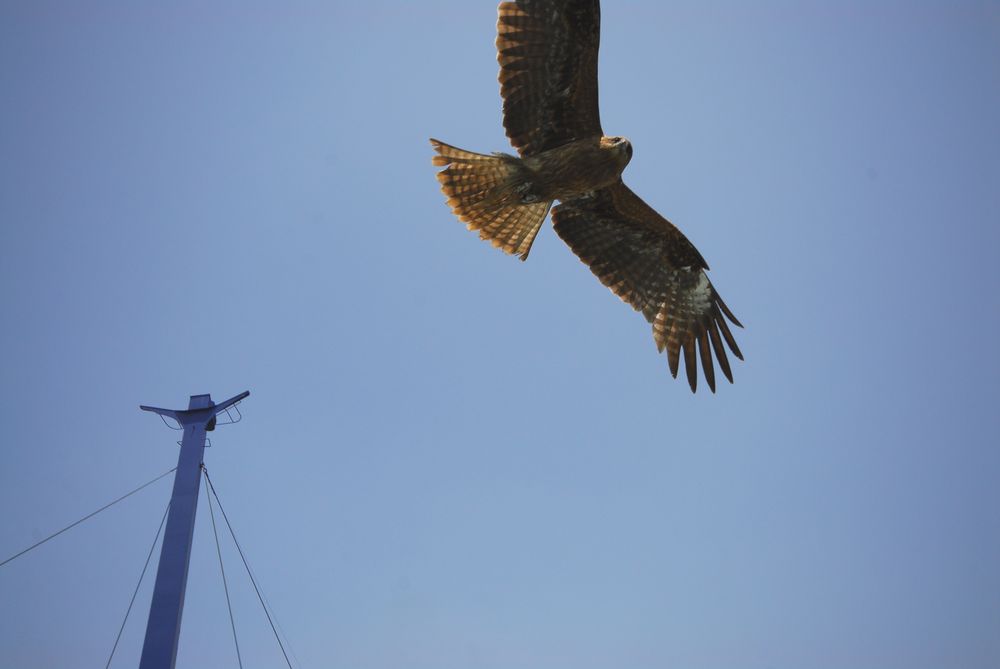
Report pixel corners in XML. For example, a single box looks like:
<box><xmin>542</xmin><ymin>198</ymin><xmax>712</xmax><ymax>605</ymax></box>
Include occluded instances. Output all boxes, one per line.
<box><xmin>203</xmin><ymin>468</ymin><xmax>295</xmax><ymax>669</ymax></box>
<box><xmin>204</xmin><ymin>467</ymin><xmax>243</xmax><ymax>669</ymax></box>
<box><xmin>105</xmin><ymin>499</ymin><xmax>171</xmax><ymax>669</ymax></box>
<box><xmin>0</xmin><ymin>467</ymin><xmax>178</xmax><ymax>568</ymax></box>
<box><xmin>256</xmin><ymin>587</ymin><xmax>305</xmax><ymax>669</ymax></box>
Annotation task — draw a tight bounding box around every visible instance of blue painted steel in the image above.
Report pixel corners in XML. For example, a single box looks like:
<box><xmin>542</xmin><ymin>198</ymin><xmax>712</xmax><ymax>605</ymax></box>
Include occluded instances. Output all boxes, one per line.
<box><xmin>138</xmin><ymin>391</ymin><xmax>249</xmax><ymax>669</ymax></box>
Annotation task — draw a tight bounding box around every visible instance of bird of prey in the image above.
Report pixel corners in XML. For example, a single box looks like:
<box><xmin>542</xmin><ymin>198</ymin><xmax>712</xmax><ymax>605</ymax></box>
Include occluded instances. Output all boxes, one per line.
<box><xmin>430</xmin><ymin>0</ymin><xmax>743</xmax><ymax>392</ymax></box>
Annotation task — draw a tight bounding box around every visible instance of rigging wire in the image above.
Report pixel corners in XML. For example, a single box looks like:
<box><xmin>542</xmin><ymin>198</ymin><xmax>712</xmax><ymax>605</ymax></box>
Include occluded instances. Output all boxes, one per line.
<box><xmin>203</xmin><ymin>467</ymin><xmax>295</xmax><ymax>669</ymax></box>
<box><xmin>204</xmin><ymin>467</ymin><xmax>244</xmax><ymax>669</ymax></box>
<box><xmin>105</xmin><ymin>499</ymin><xmax>171</xmax><ymax>669</ymax></box>
<box><xmin>254</xmin><ymin>585</ymin><xmax>305</xmax><ymax>669</ymax></box>
<box><xmin>0</xmin><ymin>467</ymin><xmax>178</xmax><ymax>569</ymax></box>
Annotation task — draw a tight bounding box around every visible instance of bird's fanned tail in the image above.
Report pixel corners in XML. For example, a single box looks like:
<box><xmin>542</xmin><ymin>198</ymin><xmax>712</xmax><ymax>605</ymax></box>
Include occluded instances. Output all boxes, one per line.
<box><xmin>431</xmin><ymin>138</ymin><xmax>551</xmax><ymax>260</ymax></box>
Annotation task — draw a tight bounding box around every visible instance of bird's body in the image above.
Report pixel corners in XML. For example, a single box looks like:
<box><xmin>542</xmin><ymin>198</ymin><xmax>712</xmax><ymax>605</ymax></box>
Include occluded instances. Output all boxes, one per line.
<box><xmin>521</xmin><ymin>136</ymin><xmax>633</xmax><ymax>201</ymax></box>
<box><xmin>431</xmin><ymin>0</ymin><xmax>744</xmax><ymax>392</ymax></box>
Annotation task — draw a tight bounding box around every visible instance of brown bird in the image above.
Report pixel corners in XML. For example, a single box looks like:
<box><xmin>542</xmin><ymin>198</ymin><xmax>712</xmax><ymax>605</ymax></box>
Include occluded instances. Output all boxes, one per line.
<box><xmin>430</xmin><ymin>0</ymin><xmax>743</xmax><ymax>392</ymax></box>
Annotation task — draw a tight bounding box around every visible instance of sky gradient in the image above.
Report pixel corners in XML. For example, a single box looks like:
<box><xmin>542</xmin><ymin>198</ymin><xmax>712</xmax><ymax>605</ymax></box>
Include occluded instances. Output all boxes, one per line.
<box><xmin>2</xmin><ymin>2</ymin><xmax>999</xmax><ymax>668</ymax></box>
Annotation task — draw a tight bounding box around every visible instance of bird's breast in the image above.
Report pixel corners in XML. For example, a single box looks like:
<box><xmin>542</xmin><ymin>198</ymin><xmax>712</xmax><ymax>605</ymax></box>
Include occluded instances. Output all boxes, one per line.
<box><xmin>524</xmin><ymin>138</ymin><xmax>629</xmax><ymax>201</ymax></box>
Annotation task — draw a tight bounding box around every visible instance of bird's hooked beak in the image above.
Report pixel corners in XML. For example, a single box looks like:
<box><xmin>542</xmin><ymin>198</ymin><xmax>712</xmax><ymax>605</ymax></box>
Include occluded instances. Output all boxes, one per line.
<box><xmin>615</xmin><ymin>136</ymin><xmax>633</xmax><ymax>164</ymax></box>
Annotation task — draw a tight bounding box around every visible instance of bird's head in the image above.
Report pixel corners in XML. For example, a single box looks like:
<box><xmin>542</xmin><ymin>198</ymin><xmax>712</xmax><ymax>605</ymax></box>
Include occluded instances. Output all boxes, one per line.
<box><xmin>604</xmin><ymin>135</ymin><xmax>633</xmax><ymax>166</ymax></box>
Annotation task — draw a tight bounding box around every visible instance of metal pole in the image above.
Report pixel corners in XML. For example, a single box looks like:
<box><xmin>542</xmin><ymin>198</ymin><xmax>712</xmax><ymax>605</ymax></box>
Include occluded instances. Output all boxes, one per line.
<box><xmin>138</xmin><ymin>391</ymin><xmax>249</xmax><ymax>669</ymax></box>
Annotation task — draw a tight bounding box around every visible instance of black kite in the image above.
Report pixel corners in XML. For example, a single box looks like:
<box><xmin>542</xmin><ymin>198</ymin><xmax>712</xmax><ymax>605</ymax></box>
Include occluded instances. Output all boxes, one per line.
<box><xmin>431</xmin><ymin>0</ymin><xmax>743</xmax><ymax>392</ymax></box>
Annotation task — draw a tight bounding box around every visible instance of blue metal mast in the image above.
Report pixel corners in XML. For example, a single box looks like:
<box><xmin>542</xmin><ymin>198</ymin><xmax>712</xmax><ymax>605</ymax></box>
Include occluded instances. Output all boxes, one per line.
<box><xmin>137</xmin><ymin>391</ymin><xmax>249</xmax><ymax>669</ymax></box>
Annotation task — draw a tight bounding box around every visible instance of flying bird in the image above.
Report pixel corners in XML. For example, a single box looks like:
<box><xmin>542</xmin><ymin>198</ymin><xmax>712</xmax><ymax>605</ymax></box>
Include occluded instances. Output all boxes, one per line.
<box><xmin>430</xmin><ymin>0</ymin><xmax>743</xmax><ymax>392</ymax></box>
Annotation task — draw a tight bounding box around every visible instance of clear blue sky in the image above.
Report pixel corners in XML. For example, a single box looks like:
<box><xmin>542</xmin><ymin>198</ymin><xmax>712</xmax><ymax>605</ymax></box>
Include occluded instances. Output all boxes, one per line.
<box><xmin>2</xmin><ymin>1</ymin><xmax>999</xmax><ymax>667</ymax></box>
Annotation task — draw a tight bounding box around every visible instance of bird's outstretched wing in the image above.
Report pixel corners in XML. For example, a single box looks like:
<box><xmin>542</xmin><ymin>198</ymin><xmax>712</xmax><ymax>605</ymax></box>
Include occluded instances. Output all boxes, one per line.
<box><xmin>552</xmin><ymin>183</ymin><xmax>743</xmax><ymax>392</ymax></box>
<box><xmin>496</xmin><ymin>0</ymin><xmax>603</xmax><ymax>156</ymax></box>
